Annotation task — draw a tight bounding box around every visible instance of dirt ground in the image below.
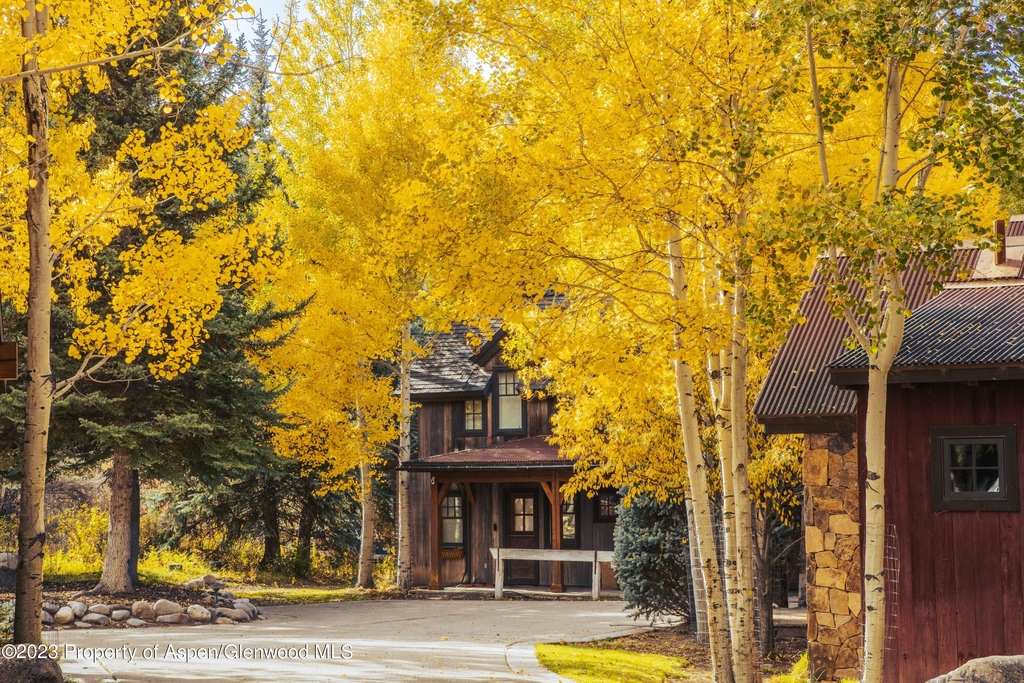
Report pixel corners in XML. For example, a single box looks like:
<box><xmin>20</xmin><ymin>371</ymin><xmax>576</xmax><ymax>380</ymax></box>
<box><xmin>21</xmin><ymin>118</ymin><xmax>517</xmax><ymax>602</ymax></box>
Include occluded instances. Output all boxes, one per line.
<box><xmin>574</xmin><ymin>624</ymin><xmax>806</xmax><ymax>681</ymax></box>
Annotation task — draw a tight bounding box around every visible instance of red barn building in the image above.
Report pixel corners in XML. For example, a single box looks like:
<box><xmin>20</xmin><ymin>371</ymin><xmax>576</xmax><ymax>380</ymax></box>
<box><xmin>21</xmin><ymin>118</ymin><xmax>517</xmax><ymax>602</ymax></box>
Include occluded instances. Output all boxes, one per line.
<box><xmin>755</xmin><ymin>216</ymin><xmax>1024</xmax><ymax>682</ymax></box>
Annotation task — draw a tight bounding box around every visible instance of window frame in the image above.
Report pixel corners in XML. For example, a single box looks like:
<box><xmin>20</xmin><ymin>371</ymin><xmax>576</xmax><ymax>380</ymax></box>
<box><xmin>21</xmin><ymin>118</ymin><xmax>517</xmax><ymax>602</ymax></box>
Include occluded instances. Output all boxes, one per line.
<box><xmin>930</xmin><ymin>425</ymin><xmax>1018</xmax><ymax>512</ymax></box>
<box><xmin>594</xmin><ymin>489</ymin><xmax>620</xmax><ymax>523</ymax></box>
<box><xmin>560</xmin><ymin>494</ymin><xmax>578</xmax><ymax>548</ymax></box>
<box><xmin>462</xmin><ymin>398</ymin><xmax>486</xmax><ymax>434</ymax></box>
<box><xmin>493</xmin><ymin>369</ymin><xmax>526</xmax><ymax>435</ymax></box>
<box><xmin>441</xmin><ymin>487</ymin><xmax>466</xmax><ymax>547</ymax></box>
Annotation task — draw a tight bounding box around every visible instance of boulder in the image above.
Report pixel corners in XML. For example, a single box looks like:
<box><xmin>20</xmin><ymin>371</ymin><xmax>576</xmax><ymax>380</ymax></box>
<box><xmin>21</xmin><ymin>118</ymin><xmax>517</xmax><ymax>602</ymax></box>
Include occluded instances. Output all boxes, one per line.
<box><xmin>927</xmin><ymin>656</ymin><xmax>1024</xmax><ymax>683</ymax></box>
<box><xmin>213</xmin><ymin>617</ymin><xmax>235</xmax><ymax>625</ymax></box>
<box><xmin>53</xmin><ymin>606</ymin><xmax>75</xmax><ymax>625</ymax></box>
<box><xmin>232</xmin><ymin>601</ymin><xmax>256</xmax><ymax>619</ymax></box>
<box><xmin>82</xmin><ymin>613</ymin><xmax>109</xmax><ymax>626</ymax></box>
<box><xmin>184</xmin><ymin>578</ymin><xmax>205</xmax><ymax>590</ymax></box>
<box><xmin>72</xmin><ymin>621</ymin><xmax>93</xmax><ymax>628</ymax></box>
<box><xmin>41</xmin><ymin>610</ymin><xmax>54</xmax><ymax>625</ymax></box>
<box><xmin>0</xmin><ymin>655</ymin><xmax>63</xmax><ymax>683</ymax></box>
<box><xmin>126</xmin><ymin>618</ymin><xmax>149</xmax><ymax>628</ymax></box>
<box><xmin>186</xmin><ymin>605</ymin><xmax>211</xmax><ymax>623</ymax></box>
<box><xmin>202</xmin><ymin>574</ymin><xmax>218</xmax><ymax>585</ymax></box>
<box><xmin>110</xmin><ymin>610</ymin><xmax>130</xmax><ymax>622</ymax></box>
<box><xmin>153</xmin><ymin>599</ymin><xmax>183</xmax><ymax>616</ymax></box>
<box><xmin>217</xmin><ymin>608</ymin><xmax>250</xmax><ymax>622</ymax></box>
<box><xmin>107</xmin><ymin>604</ymin><xmax>130</xmax><ymax>612</ymax></box>
<box><xmin>87</xmin><ymin>604</ymin><xmax>111</xmax><ymax>616</ymax></box>
<box><xmin>41</xmin><ymin>602</ymin><xmax>61</xmax><ymax>614</ymax></box>
<box><xmin>156</xmin><ymin>613</ymin><xmax>191</xmax><ymax>624</ymax></box>
<box><xmin>68</xmin><ymin>601</ymin><xmax>87</xmax><ymax>619</ymax></box>
<box><xmin>131</xmin><ymin>601</ymin><xmax>155</xmax><ymax>620</ymax></box>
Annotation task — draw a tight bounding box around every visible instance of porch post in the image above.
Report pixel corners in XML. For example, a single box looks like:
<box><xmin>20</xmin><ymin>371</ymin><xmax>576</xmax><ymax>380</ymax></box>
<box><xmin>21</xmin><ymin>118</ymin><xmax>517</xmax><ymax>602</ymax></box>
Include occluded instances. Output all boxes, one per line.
<box><xmin>428</xmin><ymin>480</ymin><xmax>441</xmax><ymax>590</ymax></box>
<box><xmin>550</xmin><ymin>475</ymin><xmax>564</xmax><ymax>593</ymax></box>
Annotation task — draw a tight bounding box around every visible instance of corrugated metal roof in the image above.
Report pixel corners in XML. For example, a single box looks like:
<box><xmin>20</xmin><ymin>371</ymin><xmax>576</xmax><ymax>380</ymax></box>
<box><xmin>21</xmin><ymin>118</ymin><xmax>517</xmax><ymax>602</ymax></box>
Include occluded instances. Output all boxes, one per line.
<box><xmin>399</xmin><ymin>436</ymin><xmax>571</xmax><ymax>471</ymax></box>
<box><xmin>830</xmin><ymin>282</ymin><xmax>1024</xmax><ymax>370</ymax></box>
<box><xmin>1008</xmin><ymin>215</ymin><xmax>1024</xmax><ymax>237</ymax></box>
<box><xmin>409</xmin><ymin>323</ymin><xmax>497</xmax><ymax>398</ymax></box>
<box><xmin>753</xmin><ymin>250</ymin><xmax>979</xmax><ymax>432</ymax></box>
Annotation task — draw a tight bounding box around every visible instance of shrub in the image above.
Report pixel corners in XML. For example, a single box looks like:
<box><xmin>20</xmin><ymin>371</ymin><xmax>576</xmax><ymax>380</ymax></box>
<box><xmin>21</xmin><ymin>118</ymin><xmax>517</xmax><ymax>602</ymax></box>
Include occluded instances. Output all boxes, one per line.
<box><xmin>0</xmin><ymin>600</ymin><xmax>12</xmax><ymax>645</ymax></box>
<box><xmin>612</xmin><ymin>494</ymin><xmax>692</xmax><ymax>620</ymax></box>
<box><xmin>43</xmin><ymin>505</ymin><xmax>108</xmax><ymax>579</ymax></box>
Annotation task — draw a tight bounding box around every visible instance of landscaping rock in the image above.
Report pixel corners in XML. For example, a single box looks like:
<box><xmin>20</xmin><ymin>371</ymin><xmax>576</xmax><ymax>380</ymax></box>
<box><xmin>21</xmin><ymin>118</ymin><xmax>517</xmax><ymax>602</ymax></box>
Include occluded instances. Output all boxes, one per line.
<box><xmin>217</xmin><ymin>608</ymin><xmax>250</xmax><ymax>622</ymax></box>
<box><xmin>41</xmin><ymin>610</ymin><xmax>54</xmax><ymax>625</ymax></box>
<box><xmin>107</xmin><ymin>604</ymin><xmax>130</xmax><ymax>612</ymax></box>
<box><xmin>202</xmin><ymin>574</ymin><xmax>218</xmax><ymax>585</ymax></box>
<box><xmin>186</xmin><ymin>605</ymin><xmax>211</xmax><ymax>623</ymax></box>
<box><xmin>0</xmin><ymin>655</ymin><xmax>63</xmax><ymax>683</ymax></box>
<box><xmin>53</xmin><ymin>606</ymin><xmax>74</xmax><ymax>625</ymax></box>
<box><xmin>209</xmin><ymin>581</ymin><xmax>225</xmax><ymax>592</ymax></box>
<box><xmin>87</xmin><ymin>604</ymin><xmax>111</xmax><ymax>616</ymax></box>
<box><xmin>232</xmin><ymin>601</ymin><xmax>256</xmax><ymax>619</ymax></box>
<box><xmin>153</xmin><ymin>599</ymin><xmax>183</xmax><ymax>616</ymax></box>
<box><xmin>131</xmin><ymin>601</ymin><xmax>155</xmax><ymax>620</ymax></box>
<box><xmin>927</xmin><ymin>656</ymin><xmax>1024</xmax><ymax>683</ymax></box>
<box><xmin>68</xmin><ymin>601</ymin><xmax>87</xmax><ymax>619</ymax></box>
<box><xmin>110</xmin><ymin>610</ymin><xmax>130</xmax><ymax>622</ymax></box>
<box><xmin>184</xmin><ymin>578</ymin><xmax>205</xmax><ymax>590</ymax></box>
<box><xmin>126</xmin><ymin>618</ymin><xmax>148</xmax><ymax>628</ymax></box>
<box><xmin>156</xmin><ymin>613</ymin><xmax>192</xmax><ymax>625</ymax></box>
<box><xmin>82</xmin><ymin>613</ymin><xmax>110</xmax><ymax>626</ymax></box>
<box><xmin>214</xmin><ymin>617</ymin><xmax>234</xmax><ymax>625</ymax></box>
<box><xmin>41</xmin><ymin>602</ymin><xmax>61</xmax><ymax>614</ymax></box>
<box><xmin>72</xmin><ymin>621</ymin><xmax>93</xmax><ymax>628</ymax></box>
<box><xmin>220</xmin><ymin>590</ymin><xmax>235</xmax><ymax>600</ymax></box>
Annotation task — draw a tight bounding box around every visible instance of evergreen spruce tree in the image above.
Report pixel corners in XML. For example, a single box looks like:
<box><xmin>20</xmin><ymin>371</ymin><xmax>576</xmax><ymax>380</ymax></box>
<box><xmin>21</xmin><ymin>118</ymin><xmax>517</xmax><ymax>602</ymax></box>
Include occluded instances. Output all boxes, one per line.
<box><xmin>613</xmin><ymin>494</ymin><xmax>693</xmax><ymax>621</ymax></box>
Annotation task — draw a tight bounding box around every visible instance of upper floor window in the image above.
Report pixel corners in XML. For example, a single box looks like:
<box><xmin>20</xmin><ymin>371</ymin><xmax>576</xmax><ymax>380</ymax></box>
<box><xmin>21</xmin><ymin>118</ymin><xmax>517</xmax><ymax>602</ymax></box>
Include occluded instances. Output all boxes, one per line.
<box><xmin>931</xmin><ymin>425</ymin><xmax>1018</xmax><ymax>512</ymax></box>
<box><xmin>496</xmin><ymin>371</ymin><xmax>523</xmax><ymax>431</ymax></box>
<box><xmin>464</xmin><ymin>399</ymin><xmax>484</xmax><ymax>432</ymax></box>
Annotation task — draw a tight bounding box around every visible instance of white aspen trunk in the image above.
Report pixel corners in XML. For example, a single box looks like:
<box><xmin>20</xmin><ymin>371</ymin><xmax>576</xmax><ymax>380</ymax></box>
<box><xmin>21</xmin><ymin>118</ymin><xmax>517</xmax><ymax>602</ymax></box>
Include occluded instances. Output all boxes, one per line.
<box><xmin>668</xmin><ymin>218</ymin><xmax>734</xmax><ymax>683</ymax></box>
<box><xmin>396</xmin><ymin>320</ymin><xmax>413</xmax><ymax>589</ymax></box>
<box><xmin>92</xmin><ymin>449</ymin><xmax>135</xmax><ymax>595</ymax></box>
<box><xmin>357</xmin><ymin>459</ymin><xmax>376</xmax><ymax>589</ymax></box>
<box><xmin>862</xmin><ymin>56</ymin><xmax>904</xmax><ymax>683</ymax></box>
<box><xmin>14</xmin><ymin>0</ymin><xmax>52</xmax><ymax>645</ymax></box>
<box><xmin>730</xmin><ymin>275</ymin><xmax>759</xmax><ymax>683</ymax></box>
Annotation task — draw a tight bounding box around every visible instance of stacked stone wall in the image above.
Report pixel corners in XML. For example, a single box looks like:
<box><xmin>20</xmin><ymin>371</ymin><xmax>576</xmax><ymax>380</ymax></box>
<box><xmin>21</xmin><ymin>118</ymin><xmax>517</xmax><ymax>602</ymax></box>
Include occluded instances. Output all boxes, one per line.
<box><xmin>804</xmin><ymin>432</ymin><xmax>863</xmax><ymax>682</ymax></box>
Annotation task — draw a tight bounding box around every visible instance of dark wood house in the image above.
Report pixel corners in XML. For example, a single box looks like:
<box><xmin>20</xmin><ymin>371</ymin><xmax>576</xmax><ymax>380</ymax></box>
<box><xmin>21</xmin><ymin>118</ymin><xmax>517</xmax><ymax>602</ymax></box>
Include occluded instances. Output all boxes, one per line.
<box><xmin>754</xmin><ymin>216</ymin><xmax>1024</xmax><ymax>682</ymax></box>
<box><xmin>400</xmin><ymin>325</ymin><xmax>619</xmax><ymax>592</ymax></box>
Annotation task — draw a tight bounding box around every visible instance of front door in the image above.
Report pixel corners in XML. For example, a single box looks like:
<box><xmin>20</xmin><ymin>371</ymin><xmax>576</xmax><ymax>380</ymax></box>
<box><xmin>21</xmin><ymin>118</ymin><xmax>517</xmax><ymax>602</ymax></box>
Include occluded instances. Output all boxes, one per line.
<box><xmin>506</xmin><ymin>490</ymin><xmax>539</xmax><ymax>585</ymax></box>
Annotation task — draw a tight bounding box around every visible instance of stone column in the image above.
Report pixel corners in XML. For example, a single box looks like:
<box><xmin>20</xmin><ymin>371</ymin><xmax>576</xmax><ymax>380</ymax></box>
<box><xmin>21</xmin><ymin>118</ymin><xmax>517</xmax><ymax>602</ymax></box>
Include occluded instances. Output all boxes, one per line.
<box><xmin>803</xmin><ymin>433</ymin><xmax>863</xmax><ymax>682</ymax></box>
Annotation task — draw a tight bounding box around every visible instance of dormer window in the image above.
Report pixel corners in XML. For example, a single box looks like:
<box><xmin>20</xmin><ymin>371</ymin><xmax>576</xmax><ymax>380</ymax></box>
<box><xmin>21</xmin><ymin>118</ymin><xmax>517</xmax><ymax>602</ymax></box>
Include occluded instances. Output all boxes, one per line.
<box><xmin>464</xmin><ymin>399</ymin><xmax>484</xmax><ymax>432</ymax></box>
<box><xmin>496</xmin><ymin>371</ymin><xmax>523</xmax><ymax>431</ymax></box>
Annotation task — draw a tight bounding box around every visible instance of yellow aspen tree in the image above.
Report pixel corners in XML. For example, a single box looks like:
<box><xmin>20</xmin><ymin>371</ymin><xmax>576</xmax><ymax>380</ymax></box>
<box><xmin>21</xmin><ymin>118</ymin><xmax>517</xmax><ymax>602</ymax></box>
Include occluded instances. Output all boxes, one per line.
<box><xmin>792</xmin><ymin>4</ymin><xmax>1020</xmax><ymax>680</ymax></box>
<box><xmin>1</xmin><ymin>0</ymin><xmax>269</xmax><ymax>643</ymax></box>
<box><xmin>272</xmin><ymin>0</ymin><xmax>473</xmax><ymax>589</ymax></box>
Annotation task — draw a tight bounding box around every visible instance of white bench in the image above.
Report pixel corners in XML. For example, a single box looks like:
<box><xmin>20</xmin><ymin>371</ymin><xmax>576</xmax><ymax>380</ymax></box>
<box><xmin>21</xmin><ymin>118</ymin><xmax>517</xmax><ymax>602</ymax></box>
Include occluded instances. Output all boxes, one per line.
<box><xmin>489</xmin><ymin>547</ymin><xmax>614</xmax><ymax>600</ymax></box>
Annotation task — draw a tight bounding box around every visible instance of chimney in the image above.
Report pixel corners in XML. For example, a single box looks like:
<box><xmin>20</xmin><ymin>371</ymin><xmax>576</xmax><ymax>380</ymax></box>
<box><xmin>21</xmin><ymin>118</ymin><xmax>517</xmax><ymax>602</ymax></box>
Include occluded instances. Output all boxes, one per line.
<box><xmin>995</xmin><ymin>219</ymin><xmax>1006</xmax><ymax>265</ymax></box>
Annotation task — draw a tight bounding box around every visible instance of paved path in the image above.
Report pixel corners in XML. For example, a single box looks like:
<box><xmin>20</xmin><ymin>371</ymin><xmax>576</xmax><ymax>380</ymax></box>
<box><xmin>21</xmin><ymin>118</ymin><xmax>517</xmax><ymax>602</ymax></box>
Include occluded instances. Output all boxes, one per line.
<box><xmin>56</xmin><ymin>599</ymin><xmax>647</xmax><ymax>682</ymax></box>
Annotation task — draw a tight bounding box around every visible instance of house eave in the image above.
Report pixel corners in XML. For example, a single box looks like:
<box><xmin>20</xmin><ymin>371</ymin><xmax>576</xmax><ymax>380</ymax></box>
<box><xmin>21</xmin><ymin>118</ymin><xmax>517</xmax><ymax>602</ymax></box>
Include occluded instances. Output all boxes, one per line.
<box><xmin>829</xmin><ymin>363</ymin><xmax>1024</xmax><ymax>387</ymax></box>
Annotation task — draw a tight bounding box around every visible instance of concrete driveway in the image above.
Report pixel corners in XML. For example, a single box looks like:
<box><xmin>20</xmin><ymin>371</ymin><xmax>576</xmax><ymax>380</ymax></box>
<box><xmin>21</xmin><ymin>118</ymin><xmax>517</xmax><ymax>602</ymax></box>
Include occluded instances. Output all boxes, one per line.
<box><xmin>56</xmin><ymin>599</ymin><xmax>647</xmax><ymax>682</ymax></box>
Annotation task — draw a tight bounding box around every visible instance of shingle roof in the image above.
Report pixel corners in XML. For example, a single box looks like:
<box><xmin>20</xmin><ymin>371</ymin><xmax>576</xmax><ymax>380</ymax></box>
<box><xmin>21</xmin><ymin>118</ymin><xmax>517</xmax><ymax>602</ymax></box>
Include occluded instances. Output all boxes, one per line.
<box><xmin>409</xmin><ymin>323</ymin><xmax>497</xmax><ymax>399</ymax></box>
<box><xmin>399</xmin><ymin>436</ymin><xmax>570</xmax><ymax>471</ymax></box>
<box><xmin>829</xmin><ymin>282</ymin><xmax>1024</xmax><ymax>378</ymax></box>
<box><xmin>753</xmin><ymin>250</ymin><xmax>979</xmax><ymax>434</ymax></box>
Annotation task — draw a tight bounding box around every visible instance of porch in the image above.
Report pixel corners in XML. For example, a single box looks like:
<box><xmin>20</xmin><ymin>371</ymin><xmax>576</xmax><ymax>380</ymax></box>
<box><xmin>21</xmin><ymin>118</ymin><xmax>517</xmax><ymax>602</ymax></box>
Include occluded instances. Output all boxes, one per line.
<box><xmin>401</xmin><ymin>436</ymin><xmax>618</xmax><ymax>592</ymax></box>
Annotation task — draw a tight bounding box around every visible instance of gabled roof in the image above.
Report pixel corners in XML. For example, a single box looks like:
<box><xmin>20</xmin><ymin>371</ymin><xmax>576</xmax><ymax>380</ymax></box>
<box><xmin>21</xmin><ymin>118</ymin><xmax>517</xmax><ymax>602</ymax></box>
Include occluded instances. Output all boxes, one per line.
<box><xmin>399</xmin><ymin>436</ymin><xmax>569</xmax><ymax>471</ymax></box>
<box><xmin>409</xmin><ymin>323</ymin><xmax>499</xmax><ymax>400</ymax></box>
<box><xmin>830</xmin><ymin>281</ymin><xmax>1024</xmax><ymax>385</ymax></box>
<box><xmin>753</xmin><ymin>249</ymin><xmax>981</xmax><ymax>435</ymax></box>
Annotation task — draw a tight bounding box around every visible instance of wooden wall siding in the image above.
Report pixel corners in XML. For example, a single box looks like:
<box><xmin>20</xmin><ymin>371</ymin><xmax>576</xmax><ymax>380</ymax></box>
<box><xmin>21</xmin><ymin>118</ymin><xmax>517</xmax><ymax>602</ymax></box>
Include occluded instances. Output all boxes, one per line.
<box><xmin>880</xmin><ymin>381</ymin><xmax>1024</xmax><ymax>683</ymax></box>
<box><xmin>410</xmin><ymin>471</ymin><xmax>433</xmax><ymax>586</ymax></box>
<box><xmin>418</xmin><ymin>397</ymin><xmax>552</xmax><ymax>458</ymax></box>
<box><xmin>468</xmin><ymin>483</ymin><xmax>494</xmax><ymax>584</ymax></box>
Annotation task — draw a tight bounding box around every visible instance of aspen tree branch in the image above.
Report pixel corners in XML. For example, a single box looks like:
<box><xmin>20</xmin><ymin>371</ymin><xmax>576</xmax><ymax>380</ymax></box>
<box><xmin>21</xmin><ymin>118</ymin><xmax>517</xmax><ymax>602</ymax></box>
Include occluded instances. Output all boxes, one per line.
<box><xmin>806</xmin><ymin>21</ymin><xmax>831</xmax><ymax>188</ymax></box>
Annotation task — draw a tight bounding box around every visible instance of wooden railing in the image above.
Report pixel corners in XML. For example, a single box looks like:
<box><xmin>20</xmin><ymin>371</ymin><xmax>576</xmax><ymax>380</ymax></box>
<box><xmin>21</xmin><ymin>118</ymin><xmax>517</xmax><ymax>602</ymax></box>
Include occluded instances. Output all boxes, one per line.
<box><xmin>489</xmin><ymin>547</ymin><xmax>614</xmax><ymax>600</ymax></box>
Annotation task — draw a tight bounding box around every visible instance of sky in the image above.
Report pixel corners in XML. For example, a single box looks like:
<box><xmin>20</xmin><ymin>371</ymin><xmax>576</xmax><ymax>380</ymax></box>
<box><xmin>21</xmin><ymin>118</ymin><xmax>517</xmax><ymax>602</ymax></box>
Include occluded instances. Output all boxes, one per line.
<box><xmin>228</xmin><ymin>0</ymin><xmax>308</xmax><ymax>45</ymax></box>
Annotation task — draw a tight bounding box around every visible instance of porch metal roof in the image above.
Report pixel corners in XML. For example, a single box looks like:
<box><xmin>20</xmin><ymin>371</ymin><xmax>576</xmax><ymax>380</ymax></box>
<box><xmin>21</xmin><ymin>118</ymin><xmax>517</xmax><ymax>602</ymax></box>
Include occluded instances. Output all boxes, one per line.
<box><xmin>399</xmin><ymin>436</ymin><xmax>572</xmax><ymax>472</ymax></box>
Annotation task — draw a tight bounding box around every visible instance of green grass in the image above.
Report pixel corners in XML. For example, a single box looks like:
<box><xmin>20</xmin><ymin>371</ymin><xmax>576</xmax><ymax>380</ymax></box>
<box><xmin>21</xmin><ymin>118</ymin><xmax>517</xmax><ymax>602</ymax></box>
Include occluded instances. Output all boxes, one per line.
<box><xmin>535</xmin><ymin>643</ymin><xmax>689</xmax><ymax>683</ymax></box>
